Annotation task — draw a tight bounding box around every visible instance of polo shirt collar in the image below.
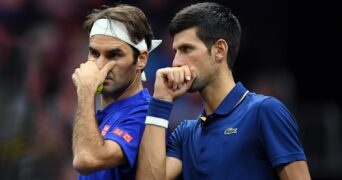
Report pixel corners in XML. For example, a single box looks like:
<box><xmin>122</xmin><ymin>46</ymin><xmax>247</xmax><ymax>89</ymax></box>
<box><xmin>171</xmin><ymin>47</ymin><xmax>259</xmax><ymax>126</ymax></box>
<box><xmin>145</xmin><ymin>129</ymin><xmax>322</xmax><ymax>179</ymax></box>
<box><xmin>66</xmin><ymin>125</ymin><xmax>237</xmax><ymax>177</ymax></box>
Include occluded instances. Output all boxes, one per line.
<box><xmin>200</xmin><ymin>82</ymin><xmax>248</xmax><ymax>124</ymax></box>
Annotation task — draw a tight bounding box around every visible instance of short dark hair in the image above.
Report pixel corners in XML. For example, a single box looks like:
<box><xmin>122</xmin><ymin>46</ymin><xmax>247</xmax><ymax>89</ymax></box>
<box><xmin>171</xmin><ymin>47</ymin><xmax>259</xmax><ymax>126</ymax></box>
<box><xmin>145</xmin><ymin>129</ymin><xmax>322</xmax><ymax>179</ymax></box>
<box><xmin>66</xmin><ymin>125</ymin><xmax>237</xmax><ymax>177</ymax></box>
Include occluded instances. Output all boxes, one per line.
<box><xmin>169</xmin><ymin>2</ymin><xmax>241</xmax><ymax>70</ymax></box>
<box><xmin>84</xmin><ymin>4</ymin><xmax>154</xmax><ymax>62</ymax></box>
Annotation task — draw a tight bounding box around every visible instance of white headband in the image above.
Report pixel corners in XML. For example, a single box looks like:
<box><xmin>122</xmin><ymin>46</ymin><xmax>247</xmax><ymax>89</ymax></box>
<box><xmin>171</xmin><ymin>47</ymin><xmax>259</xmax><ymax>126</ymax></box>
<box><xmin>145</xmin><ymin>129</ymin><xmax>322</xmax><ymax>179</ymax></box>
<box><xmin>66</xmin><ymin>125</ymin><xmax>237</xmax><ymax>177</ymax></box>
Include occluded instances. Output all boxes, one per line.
<box><xmin>89</xmin><ymin>19</ymin><xmax>162</xmax><ymax>81</ymax></box>
<box><xmin>90</xmin><ymin>18</ymin><xmax>162</xmax><ymax>53</ymax></box>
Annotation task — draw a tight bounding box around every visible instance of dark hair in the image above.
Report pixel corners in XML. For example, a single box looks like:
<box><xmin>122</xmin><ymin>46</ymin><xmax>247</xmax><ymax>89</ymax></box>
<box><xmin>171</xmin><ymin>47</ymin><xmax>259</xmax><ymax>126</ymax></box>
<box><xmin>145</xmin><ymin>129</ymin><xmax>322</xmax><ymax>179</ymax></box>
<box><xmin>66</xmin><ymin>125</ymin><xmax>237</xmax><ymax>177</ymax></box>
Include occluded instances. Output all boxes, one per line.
<box><xmin>169</xmin><ymin>2</ymin><xmax>241</xmax><ymax>70</ymax></box>
<box><xmin>84</xmin><ymin>4</ymin><xmax>154</xmax><ymax>62</ymax></box>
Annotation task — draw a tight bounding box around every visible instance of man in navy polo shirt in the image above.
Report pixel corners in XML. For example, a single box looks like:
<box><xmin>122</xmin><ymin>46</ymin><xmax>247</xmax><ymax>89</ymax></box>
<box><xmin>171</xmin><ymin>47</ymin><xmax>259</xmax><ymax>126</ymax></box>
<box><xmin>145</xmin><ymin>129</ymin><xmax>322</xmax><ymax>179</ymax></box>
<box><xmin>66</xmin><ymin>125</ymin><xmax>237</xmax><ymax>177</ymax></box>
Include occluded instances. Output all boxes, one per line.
<box><xmin>71</xmin><ymin>4</ymin><xmax>161</xmax><ymax>180</ymax></box>
<box><xmin>137</xmin><ymin>2</ymin><xmax>311</xmax><ymax>180</ymax></box>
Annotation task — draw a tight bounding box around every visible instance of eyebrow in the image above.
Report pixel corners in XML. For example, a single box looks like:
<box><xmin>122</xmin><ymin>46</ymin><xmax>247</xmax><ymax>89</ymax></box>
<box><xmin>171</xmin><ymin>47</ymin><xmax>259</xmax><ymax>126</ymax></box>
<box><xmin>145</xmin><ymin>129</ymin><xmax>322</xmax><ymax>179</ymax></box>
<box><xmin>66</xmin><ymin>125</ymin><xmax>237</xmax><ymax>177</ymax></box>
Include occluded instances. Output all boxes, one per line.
<box><xmin>88</xmin><ymin>46</ymin><xmax>125</xmax><ymax>55</ymax></box>
<box><xmin>174</xmin><ymin>43</ymin><xmax>195</xmax><ymax>51</ymax></box>
<box><xmin>88</xmin><ymin>46</ymin><xmax>98</xmax><ymax>53</ymax></box>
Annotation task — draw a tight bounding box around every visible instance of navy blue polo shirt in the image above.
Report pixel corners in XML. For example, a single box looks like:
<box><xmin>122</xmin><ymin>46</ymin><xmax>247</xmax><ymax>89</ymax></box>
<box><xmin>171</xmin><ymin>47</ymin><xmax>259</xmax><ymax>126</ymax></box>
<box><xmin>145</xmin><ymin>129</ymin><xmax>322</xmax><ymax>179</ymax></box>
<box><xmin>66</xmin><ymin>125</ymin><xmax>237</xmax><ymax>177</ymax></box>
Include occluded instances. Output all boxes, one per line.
<box><xmin>79</xmin><ymin>88</ymin><xmax>150</xmax><ymax>180</ymax></box>
<box><xmin>150</xmin><ymin>83</ymin><xmax>306</xmax><ymax>179</ymax></box>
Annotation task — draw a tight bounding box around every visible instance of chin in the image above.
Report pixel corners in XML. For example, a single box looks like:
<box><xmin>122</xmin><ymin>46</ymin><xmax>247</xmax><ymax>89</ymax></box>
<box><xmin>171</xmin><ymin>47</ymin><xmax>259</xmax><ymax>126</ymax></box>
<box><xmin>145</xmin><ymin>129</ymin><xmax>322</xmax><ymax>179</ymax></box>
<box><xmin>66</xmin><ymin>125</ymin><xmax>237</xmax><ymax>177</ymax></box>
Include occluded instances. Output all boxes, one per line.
<box><xmin>187</xmin><ymin>82</ymin><xmax>200</xmax><ymax>93</ymax></box>
<box><xmin>101</xmin><ymin>86</ymin><xmax>115</xmax><ymax>95</ymax></box>
<box><xmin>187</xmin><ymin>88</ymin><xmax>197</xmax><ymax>93</ymax></box>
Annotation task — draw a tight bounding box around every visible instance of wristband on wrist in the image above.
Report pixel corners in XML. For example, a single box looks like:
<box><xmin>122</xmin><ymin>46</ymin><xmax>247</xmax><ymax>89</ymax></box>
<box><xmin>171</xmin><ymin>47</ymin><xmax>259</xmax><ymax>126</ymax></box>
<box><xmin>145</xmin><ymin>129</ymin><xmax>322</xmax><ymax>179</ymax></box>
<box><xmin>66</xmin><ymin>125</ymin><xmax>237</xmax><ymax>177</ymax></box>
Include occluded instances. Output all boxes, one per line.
<box><xmin>145</xmin><ymin>116</ymin><xmax>169</xmax><ymax>128</ymax></box>
<box><xmin>145</xmin><ymin>98</ymin><xmax>173</xmax><ymax>128</ymax></box>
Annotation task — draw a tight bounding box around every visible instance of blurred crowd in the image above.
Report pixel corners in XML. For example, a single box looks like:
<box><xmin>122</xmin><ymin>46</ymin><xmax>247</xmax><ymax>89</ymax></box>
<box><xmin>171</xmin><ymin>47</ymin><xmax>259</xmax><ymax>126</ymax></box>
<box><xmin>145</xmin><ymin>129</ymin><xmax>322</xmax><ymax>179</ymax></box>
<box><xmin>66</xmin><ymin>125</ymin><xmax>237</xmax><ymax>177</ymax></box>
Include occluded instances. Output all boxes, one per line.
<box><xmin>0</xmin><ymin>0</ymin><xmax>341</xmax><ymax>179</ymax></box>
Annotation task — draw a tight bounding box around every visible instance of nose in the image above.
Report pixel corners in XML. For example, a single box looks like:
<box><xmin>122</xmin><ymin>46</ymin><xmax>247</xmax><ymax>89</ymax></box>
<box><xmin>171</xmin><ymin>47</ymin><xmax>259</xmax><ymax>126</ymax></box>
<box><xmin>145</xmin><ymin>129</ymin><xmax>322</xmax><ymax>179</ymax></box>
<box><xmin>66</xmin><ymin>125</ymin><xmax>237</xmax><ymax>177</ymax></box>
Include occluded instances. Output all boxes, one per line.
<box><xmin>172</xmin><ymin>52</ymin><xmax>186</xmax><ymax>67</ymax></box>
<box><xmin>96</xmin><ymin>56</ymin><xmax>108</xmax><ymax>69</ymax></box>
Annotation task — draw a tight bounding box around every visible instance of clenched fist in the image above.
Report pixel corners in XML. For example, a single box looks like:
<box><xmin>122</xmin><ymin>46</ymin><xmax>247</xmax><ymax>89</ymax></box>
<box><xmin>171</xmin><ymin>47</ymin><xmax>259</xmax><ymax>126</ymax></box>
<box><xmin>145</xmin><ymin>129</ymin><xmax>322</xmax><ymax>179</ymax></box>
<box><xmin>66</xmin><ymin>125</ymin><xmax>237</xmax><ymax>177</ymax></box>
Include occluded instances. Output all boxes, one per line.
<box><xmin>153</xmin><ymin>65</ymin><xmax>196</xmax><ymax>102</ymax></box>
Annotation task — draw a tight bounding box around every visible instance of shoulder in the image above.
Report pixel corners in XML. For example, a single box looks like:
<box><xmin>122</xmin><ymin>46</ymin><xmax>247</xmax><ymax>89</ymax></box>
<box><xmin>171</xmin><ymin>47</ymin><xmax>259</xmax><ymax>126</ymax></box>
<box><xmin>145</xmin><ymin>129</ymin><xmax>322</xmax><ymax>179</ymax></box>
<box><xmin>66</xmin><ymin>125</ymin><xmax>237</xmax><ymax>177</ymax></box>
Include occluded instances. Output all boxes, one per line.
<box><xmin>176</xmin><ymin>119</ymin><xmax>198</xmax><ymax>130</ymax></box>
<box><xmin>168</xmin><ymin>119</ymin><xmax>198</xmax><ymax>146</ymax></box>
<box><xmin>172</xmin><ymin>119</ymin><xmax>198</xmax><ymax>137</ymax></box>
<box><xmin>247</xmin><ymin>93</ymin><xmax>297</xmax><ymax>130</ymax></box>
<box><xmin>123</xmin><ymin>92</ymin><xmax>151</xmax><ymax>115</ymax></box>
<box><xmin>246</xmin><ymin>93</ymin><xmax>287</xmax><ymax>112</ymax></box>
<box><xmin>106</xmin><ymin>101</ymin><xmax>150</xmax><ymax>124</ymax></box>
<box><xmin>244</xmin><ymin>93</ymin><xmax>295</xmax><ymax>123</ymax></box>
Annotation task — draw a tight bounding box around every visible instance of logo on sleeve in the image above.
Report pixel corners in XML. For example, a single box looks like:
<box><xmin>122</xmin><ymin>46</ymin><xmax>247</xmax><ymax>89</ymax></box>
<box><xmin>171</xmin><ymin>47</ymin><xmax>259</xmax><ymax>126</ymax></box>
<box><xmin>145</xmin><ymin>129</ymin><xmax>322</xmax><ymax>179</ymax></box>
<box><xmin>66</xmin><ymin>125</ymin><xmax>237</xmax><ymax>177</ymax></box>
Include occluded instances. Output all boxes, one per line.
<box><xmin>123</xmin><ymin>133</ymin><xmax>133</xmax><ymax>143</ymax></box>
<box><xmin>112</xmin><ymin>128</ymin><xmax>133</xmax><ymax>143</ymax></box>
<box><xmin>224</xmin><ymin>127</ymin><xmax>238</xmax><ymax>135</ymax></box>
<box><xmin>101</xmin><ymin>125</ymin><xmax>110</xmax><ymax>136</ymax></box>
<box><xmin>113</xmin><ymin>128</ymin><xmax>124</xmax><ymax>136</ymax></box>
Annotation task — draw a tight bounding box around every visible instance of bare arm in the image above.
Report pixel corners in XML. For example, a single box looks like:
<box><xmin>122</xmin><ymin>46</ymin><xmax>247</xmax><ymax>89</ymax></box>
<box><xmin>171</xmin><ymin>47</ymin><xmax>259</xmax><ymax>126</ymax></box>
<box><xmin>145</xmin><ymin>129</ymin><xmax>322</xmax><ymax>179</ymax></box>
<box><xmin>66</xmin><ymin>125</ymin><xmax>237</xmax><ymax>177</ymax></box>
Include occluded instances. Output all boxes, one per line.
<box><xmin>136</xmin><ymin>66</ymin><xmax>195</xmax><ymax>180</ymax></box>
<box><xmin>136</xmin><ymin>125</ymin><xmax>167</xmax><ymax>179</ymax></box>
<box><xmin>137</xmin><ymin>125</ymin><xmax>184</xmax><ymax>180</ymax></box>
<box><xmin>277</xmin><ymin>161</ymin><xmax>311</xmax><ymax>180</ymax></box>
<box><xmin>72</xmin><ymin>91</ymin><xmax>126</xmax><ymax>174</ymax></box>
<box><xmin>72</xmin><ymin>61</ymin><xmax>126</xmax><ymax>174</ymax></box>
<box><xmin>166</xmin><ymin>157</ymin><xmax>183</xmax><ymax>180</ymax></box>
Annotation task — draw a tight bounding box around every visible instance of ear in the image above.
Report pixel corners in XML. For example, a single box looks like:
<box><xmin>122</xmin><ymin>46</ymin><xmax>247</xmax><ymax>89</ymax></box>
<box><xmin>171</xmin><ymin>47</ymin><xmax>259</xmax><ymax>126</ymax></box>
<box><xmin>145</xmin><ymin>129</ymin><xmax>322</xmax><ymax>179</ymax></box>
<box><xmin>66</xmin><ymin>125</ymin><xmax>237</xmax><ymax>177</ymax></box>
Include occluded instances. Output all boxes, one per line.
<box><xmin>137</xmin><ymin>51</ymin><xmax>148</xmax><ymax>70</ymax></box>
<box><xmin>213</xmin><ymin>39</ymin><xmax>228</xmax><ymax>62</ymax></box>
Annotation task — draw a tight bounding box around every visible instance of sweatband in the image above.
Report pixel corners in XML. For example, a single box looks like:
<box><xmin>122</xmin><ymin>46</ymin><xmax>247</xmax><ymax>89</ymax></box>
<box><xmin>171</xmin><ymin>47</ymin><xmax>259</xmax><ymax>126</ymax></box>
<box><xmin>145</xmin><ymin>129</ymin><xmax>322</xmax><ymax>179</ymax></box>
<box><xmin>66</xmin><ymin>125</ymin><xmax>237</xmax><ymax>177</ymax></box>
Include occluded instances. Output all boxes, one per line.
<box><xmin>90</xmin><ymin>18</ymin><xmax>162</xmax><ymax>82</ymax></box>
<box><xmin>145</xmin><ymin>98</ymin><xmax>173</xmax><ymax>128</ymax></box>
<box><xmin>90</xmin><ymin>18</ymin><xmax>162</xmax><ymax>53</ymax></box>
<box><xmin>145</xmin><ymin>116</ymin><xmax>169</xmax><ymax>129</ymax></box>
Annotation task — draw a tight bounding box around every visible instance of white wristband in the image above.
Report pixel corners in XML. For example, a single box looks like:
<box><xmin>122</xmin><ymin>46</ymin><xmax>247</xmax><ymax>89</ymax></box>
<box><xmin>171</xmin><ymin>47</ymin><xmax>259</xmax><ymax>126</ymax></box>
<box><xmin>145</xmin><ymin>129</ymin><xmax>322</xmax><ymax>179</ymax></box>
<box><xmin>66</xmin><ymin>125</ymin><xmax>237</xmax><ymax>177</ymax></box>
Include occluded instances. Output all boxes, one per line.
<box><xmin>145</xmin><ymin>116</ymin><xmax>169</xmax><ymax>128</ymax></box>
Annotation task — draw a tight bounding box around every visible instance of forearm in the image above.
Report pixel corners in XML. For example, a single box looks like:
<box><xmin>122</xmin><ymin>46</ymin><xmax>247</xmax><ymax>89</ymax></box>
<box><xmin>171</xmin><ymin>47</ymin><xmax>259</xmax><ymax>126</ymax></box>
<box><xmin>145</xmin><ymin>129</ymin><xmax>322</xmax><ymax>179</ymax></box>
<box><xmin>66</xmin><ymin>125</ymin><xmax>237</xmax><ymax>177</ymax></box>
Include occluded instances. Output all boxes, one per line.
<box><xmin>71</xmin><ymin>61</ymin><xmax>122</xmax><ymax>173</ymax></box>
<box><xmin>277</xmin><ymin>161</ymin><xmax>311</xmax><ymax>180</ymax></box>
<box><xmin>72</xmin><ymin>92</ymin><xmax>104</xmax><ymax>171</ymax></box>
<box><xmin>137</xmin><ymin>98</ymin><xmax>173</xmax><ymax>180</ymax></box>
<box><xmin>137</xmin><ymin>125</ymin><xmax>167</xmax><ymax>180</ymax></box>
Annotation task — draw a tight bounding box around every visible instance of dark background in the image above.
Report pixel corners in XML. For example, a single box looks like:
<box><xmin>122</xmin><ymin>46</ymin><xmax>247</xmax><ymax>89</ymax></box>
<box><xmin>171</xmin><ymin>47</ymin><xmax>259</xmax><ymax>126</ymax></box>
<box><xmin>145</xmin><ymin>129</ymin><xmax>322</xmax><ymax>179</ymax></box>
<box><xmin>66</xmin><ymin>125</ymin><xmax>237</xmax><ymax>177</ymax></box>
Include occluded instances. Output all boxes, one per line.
<box><xmin>1</xmin><ymin>0</ymin><xmax>341</xmax><ymax>179</ymax></box>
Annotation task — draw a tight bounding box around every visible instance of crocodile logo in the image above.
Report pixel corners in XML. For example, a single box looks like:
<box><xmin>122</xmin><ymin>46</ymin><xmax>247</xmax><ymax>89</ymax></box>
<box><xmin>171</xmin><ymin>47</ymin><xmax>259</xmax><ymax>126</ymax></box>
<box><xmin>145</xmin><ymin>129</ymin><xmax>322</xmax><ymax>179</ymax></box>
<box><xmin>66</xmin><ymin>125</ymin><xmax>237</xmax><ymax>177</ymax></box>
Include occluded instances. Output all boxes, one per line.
<box><xmin>224</xmin><ymin>127</ymin><xmax>237</xmax><ymax>135</ymax></box>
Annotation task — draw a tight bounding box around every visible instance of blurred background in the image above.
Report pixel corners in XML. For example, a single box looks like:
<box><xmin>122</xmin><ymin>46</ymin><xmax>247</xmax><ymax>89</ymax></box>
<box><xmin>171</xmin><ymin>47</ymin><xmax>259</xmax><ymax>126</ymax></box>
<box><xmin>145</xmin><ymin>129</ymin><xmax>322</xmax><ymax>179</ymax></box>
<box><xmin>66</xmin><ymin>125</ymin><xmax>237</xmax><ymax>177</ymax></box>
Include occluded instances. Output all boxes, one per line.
<box><xmin>0</xmin><ymin>0</ymin><xmax>340</xmax><ymax>179</ymax></box>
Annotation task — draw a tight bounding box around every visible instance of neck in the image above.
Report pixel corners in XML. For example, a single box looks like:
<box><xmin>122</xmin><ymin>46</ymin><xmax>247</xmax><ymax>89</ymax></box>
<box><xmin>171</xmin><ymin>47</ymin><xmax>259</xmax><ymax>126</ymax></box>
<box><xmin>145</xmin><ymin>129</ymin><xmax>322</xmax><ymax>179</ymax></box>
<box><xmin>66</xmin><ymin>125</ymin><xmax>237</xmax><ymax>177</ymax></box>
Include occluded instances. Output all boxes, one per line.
<box><xmin>101</xmin><ymin>74</ymin><xmax>143</xmax><ymax>108</ymax></box>
<box><xmin>200</xmin><ymin>70</ymin><xmax>235</xmax><ymax>115</ymax></box>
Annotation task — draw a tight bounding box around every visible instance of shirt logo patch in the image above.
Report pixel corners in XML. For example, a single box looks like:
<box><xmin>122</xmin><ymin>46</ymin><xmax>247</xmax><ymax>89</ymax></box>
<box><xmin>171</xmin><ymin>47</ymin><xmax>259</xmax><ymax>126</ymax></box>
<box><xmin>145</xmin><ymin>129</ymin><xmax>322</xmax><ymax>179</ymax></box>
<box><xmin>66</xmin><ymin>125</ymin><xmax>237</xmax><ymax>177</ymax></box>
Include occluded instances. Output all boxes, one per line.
<box><xmin>101</xmin><ymin>125</ymin><xmax>110</xmax><ymax>136</ymax></box>
<box><xmin>123</xmin><ymin>133</ymin><xmax>133</xmax><ymax>143</ymax></box>
<box><xmin>224</xmin><ymin>127</ymin><xmax>238</xmax><ymax>135</ymax></box>
<box><xmin>113</xmin><ymin>128</ymin><xmax>124</xmax><ymax>136</ymax></box>
<box><xmin>112</xmin><ymin>128</ymin><xmax>133</xmax><ymax>143</ymax></box>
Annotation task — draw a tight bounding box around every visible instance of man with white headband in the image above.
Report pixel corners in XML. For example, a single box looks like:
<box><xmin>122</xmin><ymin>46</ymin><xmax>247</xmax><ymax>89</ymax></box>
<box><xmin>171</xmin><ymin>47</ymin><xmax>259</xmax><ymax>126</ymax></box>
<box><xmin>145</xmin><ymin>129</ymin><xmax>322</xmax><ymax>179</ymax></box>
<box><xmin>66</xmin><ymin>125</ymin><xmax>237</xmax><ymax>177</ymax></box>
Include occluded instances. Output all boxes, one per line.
<box><xmin>71</xmin><ymin>4</ymin><xmax>161</xmax><ymax>180</ymax></box>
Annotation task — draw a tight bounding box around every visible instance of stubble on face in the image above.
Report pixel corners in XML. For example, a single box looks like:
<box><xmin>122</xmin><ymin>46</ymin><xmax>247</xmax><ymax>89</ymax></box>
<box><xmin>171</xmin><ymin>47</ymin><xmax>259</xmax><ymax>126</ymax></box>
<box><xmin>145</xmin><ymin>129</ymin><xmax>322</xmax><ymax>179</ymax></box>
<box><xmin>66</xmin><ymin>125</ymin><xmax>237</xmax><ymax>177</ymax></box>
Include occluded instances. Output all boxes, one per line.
<box><xmin>89</xmin><ymin>35</ymin><xmax>137</xmax><ymax>97</ymax></box>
